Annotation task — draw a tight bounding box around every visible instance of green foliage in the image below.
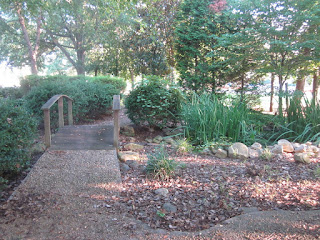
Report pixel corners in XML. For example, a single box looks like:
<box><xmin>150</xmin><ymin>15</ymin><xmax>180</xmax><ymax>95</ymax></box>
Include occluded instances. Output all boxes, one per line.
<box><xmin>0</xmin><ymin>87</ymin><xmax>23</xmax><ymax>99</ymax></box>
<box><xmin>181</xmin><ymin>92</ymin><xmax>265</xmax><ymax>145</ymax></box>
<box><xmin>145</xmin><ymin>145</ymin><xmax>178</xmax><ymax>180</ymax></box>
<box><xmin>20</xmin><ymin>75</ymin><xmax>125</xmax><ymax>94</ymax></box>
<box><xmin>175</xmin><ymin>138</ymin><xmax>193</xmax><ymax>154</ymax></box>
<box><xmin>270</xmin><ymin>94</ymin><xmax>320</xmax><ymax>143</ymax></box>
<box><xmin>0</xmin><ymin>99</ymin><xmax>37</xmax><ymax>178</ymax></box>
<box><xmin>261</xmin><ymin>148</ymin><xmax>273</xmax><ymax>161</ymax></box>
<box><xmin>91</xmin><ymin>76</ymin><xmax>127</xmax><ymax>92</ymax></box>
<box><xmin>175</xmin><ymin>0</ymin><xmax>225</xmax><ymax>92</ymax></box>
<box><xmin>24</xmin><ymin>79</ymin><xmax>119</xmax><ymax>125</ymax></box>
<box><xmin>125</xmin><ymin>76</ymin><xmax>183</xmax><ymax>128</ymax></box>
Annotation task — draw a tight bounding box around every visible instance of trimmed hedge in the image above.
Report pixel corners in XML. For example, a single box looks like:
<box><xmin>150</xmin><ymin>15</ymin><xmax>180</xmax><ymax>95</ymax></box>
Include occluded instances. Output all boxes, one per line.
<box><xmin>20</xmin><ymin>75</ymin><xmax>126</xmax><ymax>94</ymax></box>
<box><xmin>125</xmin><ymin>76</ymin><xmax>183</xmax><ymax>128</ymax></box>
<box><xmin>0</xmin><ymin>99</ymin><xmax>37</xmax><ymax>177</ymax></box>
<box><xmin>24</xmin><ymin>80</ymin><xmax>120</xmax><ymax>125</ymax></box>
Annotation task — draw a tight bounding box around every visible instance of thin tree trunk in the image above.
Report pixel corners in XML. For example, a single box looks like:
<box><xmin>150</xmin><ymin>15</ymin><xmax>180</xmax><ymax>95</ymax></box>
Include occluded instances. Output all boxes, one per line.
<box><xmin>16</xmin><ymin>3</ymin><xmax>39</xmax><ymax>75</ymax></box>
<box><xmin>270</xmin><ymin>73</ymin><xmax>274</xmax><ymax>112</ymax></box>
<box><xmin>313</xmin><ymin>70</ymin><xmax>319</xmax><ymax>103</ymax></box>
<box><xmin>130</xmin><ymin>68</ymin><xmax>135</xmax><ymax>89</ymax></box>
<box><xmin>278</xmin><ymin>74</ymin><xmax>284</xmax><ymax>118</ymax></box>
<box><xmin>240</xmin><ymin>74</ymin><xmax>245</xmax><ymax>102</ymax></box>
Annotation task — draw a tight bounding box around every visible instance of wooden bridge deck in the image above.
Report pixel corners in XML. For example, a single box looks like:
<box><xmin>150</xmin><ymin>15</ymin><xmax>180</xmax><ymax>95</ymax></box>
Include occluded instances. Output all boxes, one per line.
<box><xmin>50</xmin><ymin>125</ymin><xmax>114</xmax><ymax>150</ymax></box>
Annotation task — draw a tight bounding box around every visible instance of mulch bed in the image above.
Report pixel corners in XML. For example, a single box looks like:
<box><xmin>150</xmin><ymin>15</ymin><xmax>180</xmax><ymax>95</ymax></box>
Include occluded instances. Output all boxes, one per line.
<box><xmin>105</xmin><ymin>128</ymin><xmax>320</xmax><ymax>232</ymax></box>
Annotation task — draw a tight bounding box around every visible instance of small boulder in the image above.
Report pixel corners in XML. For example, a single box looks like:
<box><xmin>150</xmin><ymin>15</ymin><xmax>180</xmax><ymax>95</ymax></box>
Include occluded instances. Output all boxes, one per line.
<box><xmin>163</xmin><ymin>202</ymin><xmax>177</xmax><ymax>213</ymax></box>
<box><xmin>294</xmin><ymin>144</ymin><xmax>307</xmax><ymax>153</ymax></box>
<box><xmin>155</xmin><ymin>188</ymin><xmax>169</xmax><ymax>197</ymax></box>
<box><xmin>120</xmin><ymin>163</ymin><xmax>130</xmax><ymax>172</ymax></box>
<box><xmin>153</xmin><ymin>135</ymin><xmax>163</xmax><ymax>144</ymax></box>
<box><xmin>271</xmin><ymin>144</ymin><xmax>283</xmax><ymax>154</ymax></box>
<box><xmin>118</xmin><ymin>151</ymin><xmax>140</xmax><ymax>162</ymax></box>
<box><xmin>278</xmin><ymin>139</ymin><xmax>294</xmax><ymax>153</ymax></box>
<box><xmin>124</xmin><ymin>143</ymin><xmax>144</xmax><ymax>151</ymax></box>
<box><xmin>126</xmin><ymin>160</ymin><xmax>140</xmax><ymax>169</ymax></box>
<box><xmin>294</xmin><ymin>153</ymin><xmax>310</xmax><ymax>164</ymax></box>
<box><xmin>215</xmin><ymin>148</ymin><xmax>228</xmax><ymax>159</ymax></box>
<box><xmin>199</xmin><ymin>148</ymin><xmax>212</xmax><ymax>156</ymax></box>
<box><xmin>249</xmin><ymin>148</ymin><xmax>261</xmax><ymax>158</ymax></box>
<box><xmin>310</xmin><ymin>146</ymin><xmax>319</xmax><ymax>153</ymax></box>
<box><xmin>165</xmin><ymin>137</ymin><xmax>176</xmax><ymax>145</ymax></box>
<box><xmin>251</xmin><ymin>142</ymin><xmax>262</xmax><ymax>150</ymax></box>
<box><xmin>145</xmin><ymin>138</ymin><xmax>153</xmax><ymax>143</ymax></box>
<box><xmin>228</xmin><ymin>142</ymin><xmax>249</xmax><ymax>159</ymax></box>
<box><xmin>120</xmin><ymin>125</ymin><xmax>135</xmax><ymax>137</ymax></box>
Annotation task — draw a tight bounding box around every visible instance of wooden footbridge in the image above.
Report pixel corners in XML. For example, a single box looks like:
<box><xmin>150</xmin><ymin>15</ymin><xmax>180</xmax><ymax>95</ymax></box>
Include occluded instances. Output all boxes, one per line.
<box><xmin>41</xmin><ymin>94</ymin><xmax>121</xmax><ymax>151</ymax></box>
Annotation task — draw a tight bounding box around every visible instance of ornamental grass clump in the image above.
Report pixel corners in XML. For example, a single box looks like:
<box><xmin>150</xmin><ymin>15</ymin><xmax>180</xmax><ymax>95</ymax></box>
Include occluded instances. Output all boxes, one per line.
<box><xmin>145</xmin><ymin>145</ymin><xmax>178</xmax><ymax>180</ymax></box>
<box><xmin>181</xmin><ymin>92</ymin><xmax>261</xmax><ymax>145</ymax></box>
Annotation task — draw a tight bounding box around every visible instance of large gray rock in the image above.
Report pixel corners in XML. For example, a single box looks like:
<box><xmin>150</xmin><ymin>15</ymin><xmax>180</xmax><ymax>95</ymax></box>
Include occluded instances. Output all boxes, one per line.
<box><xmin>294</xmin><ymin>153</ymin><xmax>310</xmax><ymax>164</ymax></box>
<box><xmin>278</xmin><ymin>139</ymin><xmax>294</xmax><ymax>153</ymax></box>
<box><xmin>126</xmin><ymin>160</ymin><xmax>140</xmax><ymax>169</ymax></box>
<box><xmin>294</xmin><ymin>144</ymin><xmax>307</xmax><ymax>153</ymax></box>
<box><xmin>153</xmin><ymin>135</ymin><xmax>163</xmax><ymax>144</ymax></box>
<box><xmin>249</xmin><ymin>148</ymin><xmax>261</xmax><ymax>158</ymax></box>
<box><xmin>228</xmin><ymin>142</ymin><xmax>249</xmax><ymax>159</ymax></box>
<box><xmin>124</xmin><ymin>143</ymin><xmax>144</xmax><ymax>151</ymax></box>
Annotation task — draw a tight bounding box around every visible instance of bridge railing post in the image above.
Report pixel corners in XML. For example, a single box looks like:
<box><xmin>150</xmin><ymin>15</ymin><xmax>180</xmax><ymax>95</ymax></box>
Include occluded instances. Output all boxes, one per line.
<box><xmin>113</xmin><ymin>95</ymin><xmax>121</xmax><ymax>150</ymax></box>
<box><xmin>41</xmin><ymin>95</ymin><xmax>73</xmax><ymax>148</ymax></box>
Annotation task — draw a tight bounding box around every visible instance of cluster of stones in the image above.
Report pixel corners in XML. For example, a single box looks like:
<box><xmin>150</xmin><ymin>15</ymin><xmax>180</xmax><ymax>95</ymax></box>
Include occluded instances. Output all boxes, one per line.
<box><xmin>209</xmin><ymin>139</ymin><xmax>319</xmax><ymax>164</ymax></box>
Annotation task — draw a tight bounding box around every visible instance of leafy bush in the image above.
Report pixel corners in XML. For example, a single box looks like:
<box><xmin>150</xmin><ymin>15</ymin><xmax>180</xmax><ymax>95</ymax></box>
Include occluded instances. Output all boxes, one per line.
<box><xmin>181</xmin><ymin>92</ymin><xmax>265</xmax><ymax>145</ymax></box>
<box><xmin>145</xmin><ymin>145</ymin><xmax>178</xmax><ymax>180</ymax></box>
<box><xmin>20</xmin><ymin>75</ymin><xmax>126</xmax><ymax>94</ymax></box>
<box><xmin>125</xmin><ymin>76</ymin><xmax>183</xmax><ymax>128</ymax></box>
<box><xmin>91</xmin><ymin>76</ymin><xmax>127</xmax><ymax>92</ymax></box>
<box><xmin>0</xmin><ymin>99</ymin><xmax>37</xmax><ymax>178</ymax></box>
<box><xmin>24</xmin><ymin>80</ymin><xmax>119</xmax><ymax>125</ymax></box>
<box><xmin>0</xmin><ymin>87</ymin><xmax>23</xmax><ymax>99</ymax></box>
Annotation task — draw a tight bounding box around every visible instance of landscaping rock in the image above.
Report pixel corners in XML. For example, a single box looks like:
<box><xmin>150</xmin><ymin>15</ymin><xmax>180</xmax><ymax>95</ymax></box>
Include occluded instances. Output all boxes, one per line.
<box><xmin>120</xmin><ymin>125</ymin><xmax>135</xmax><ymax>137</ymax></box>
<box><xmin>294</xmin><ymin>153</ymin><xmax>311</xmax><ymax>164</ymax></box>
<box><xmin>271</xmin><ymin>144</ymin><xmax>283</xmax><ymax>154</ymax></box>
<box><xmin>153</xmin><ymin>135</ymin><xmax>163</xmax><ymax>144</ymax></box>
<box><xmin>294</xmin><ymin>144</ymin><xmax>307</xmax><ymax>153</ymax></box>
<box><xmin>163</xmin><ymin>202</ymin><xmax>177</xmax><ymax>213</ymax></box>
<box><xmin>310</xmin><ymin>146</ymin><xmax>319</xmax><ymax>153</ymax></box>
<box><xmin>215</xmin><ymin>148</ymin><xmax>228</xmax><ymax>159</ymax></box>
<box><xmin>126</xmin><ymin>160</ymin><xmax>140</xmax><ymax>169</ymax></box>
<box><xmin>249</xmin><ymin>148</ymin><xmax>261</xmax><ymax>158</ymax></box>
<box><xmin>228</xmin><ymin>142</ymin><xmax>249</xmax><ymax>159</ymax></box>
<box><xmin>165</xmin><ymin>137</ymin><xmax>176</xmax><ymax>145</ymax></box>
<box><xmin>124</xmin><ymin>143</ymin><xmax>144</xmax><ymax>151</ymax></box>
<box><xmin>120</xmin><ymin>163</ymin><xmax>130</xmax><ymax>173</ymax></box>
<box><xmin>155</xmin><ymin>188</ymin><xmax>169</xmax><ymax>197</ymax></box>
<box><xmin>199</xmin><ymin>148</ymin><xmax>212</xmax><ymax>156</ymax></box>
<box><xmin>118</xmin><ymin>151</ymin><xmax>140</xmax><ymax>162</ymax></box>
<box><xmin>251</xmin><ymin>142</ymin><xmax>262</xmax><ymax>150</ymax></box>
<box><xmin>278</xmin><ymin>139</ymin><xmax>294</xmax><ymax>153</ymax></box>
<box><xmin>126</xmin><ymin>137</ymin><xmax>136</xmax><ymax>143</ymax></box>
<box><xmin>145</xmin><ymin>138</ymin><xmax>153</xmax><ymax>143</ymax></box>
<box><xmin>306</xmin><ymin>141</ymin><xmax>313</xmax><ymax>146</ymax></box>
<box><xmin>292</xmin><ymin>143</ymin><xmax>301</xmax><ymax>149</ymax></box>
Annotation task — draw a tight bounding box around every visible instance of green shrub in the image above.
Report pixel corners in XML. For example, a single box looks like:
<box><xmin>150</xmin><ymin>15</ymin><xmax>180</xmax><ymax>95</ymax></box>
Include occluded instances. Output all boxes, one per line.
<box><xmin>0</xmin><ymin>87</ymin><xmax>23</xmax><ymax>99</ymax></box>
<box><xmin>125</xmin><ymin>76</ymin><xmax>183</xmax><ymax>128</ymax></box>
<box><xmin>91</xmin><ymin>75</ymin><xmax>127</xmax><ymax>92</ymax></box>
<box><xmin>181</xmin><ymin>92</ymin><xmax>264</xmax><ymax>145</ymax></box>
<box><xmin>145</xmin><ymin>145</ymin><xmax>178</xmax><ymax>180</ymax></box>
<box><xmin>20</xmin><ymin>75</ymin><xmax>126</xmax><ymax>94</ymax></box>
<box><xmin>24</xmin><ymin>80</ymin><xmax>119</xmax><ymax>125</ymax></box>
<box><xmin>0</xmin><ymin>99</ymin><xmax>37</xmax><ymax>178</ymax></box>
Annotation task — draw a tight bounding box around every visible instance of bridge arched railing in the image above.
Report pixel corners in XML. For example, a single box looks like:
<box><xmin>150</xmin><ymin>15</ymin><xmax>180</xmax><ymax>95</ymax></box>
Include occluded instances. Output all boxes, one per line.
<box><xmin>41</xmin><ymin>95</ymin><xmax>73</xmax><ymax>148</ymax></box>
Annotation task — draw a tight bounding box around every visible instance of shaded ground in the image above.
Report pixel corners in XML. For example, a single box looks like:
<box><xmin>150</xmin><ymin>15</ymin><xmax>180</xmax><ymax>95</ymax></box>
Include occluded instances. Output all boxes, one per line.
<box><xmin>0</xmin><ymin>110</ymin><xmax>319</xmax><ymax>239</ymax></box>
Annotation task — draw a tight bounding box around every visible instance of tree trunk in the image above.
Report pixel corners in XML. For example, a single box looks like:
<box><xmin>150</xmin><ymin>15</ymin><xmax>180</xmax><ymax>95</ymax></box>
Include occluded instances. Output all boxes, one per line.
<box><xmin>240</xmin><ymin>74</ymin><xmax>245</xmax><ymax>102</ymax></box>
<box><xmin>130</xmin><ymin>68</ymin><xmax>135</xmax><ymax>89</ymax></box>
<box><xmin>76</xmin><ymin>50</ymin><xmax>85</xmax><ymax>75</ymax></box>
<box><xmin>295</xmin><ymin>76</ymin><xmax>305</xmax><ymax>92</ymax></box>
<box><xmin>15</xmin><ymin>3</ymin><xmax>39</xmax><ymax>75</ymax></box>
<box><xmin>270</xmin><ymin>73</ymin><xmax>274</xmax><ymax>112</ymax></box>
<box><xmin>278</xmin><ymin>74</ymin><xmax>284</xmax><ymax>118</ymax></box>
<box><xmin>313</xmin><ymin>70</ymin><xmax>319</xmax><ymax>103</ymax></box>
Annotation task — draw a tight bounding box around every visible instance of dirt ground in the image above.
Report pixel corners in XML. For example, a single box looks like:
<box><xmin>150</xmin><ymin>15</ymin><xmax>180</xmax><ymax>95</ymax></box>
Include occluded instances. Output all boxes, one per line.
<box><xmin>0</xmin><ymin>110</ymin><xmax>319</xmax><ymax>239</ymax></box>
